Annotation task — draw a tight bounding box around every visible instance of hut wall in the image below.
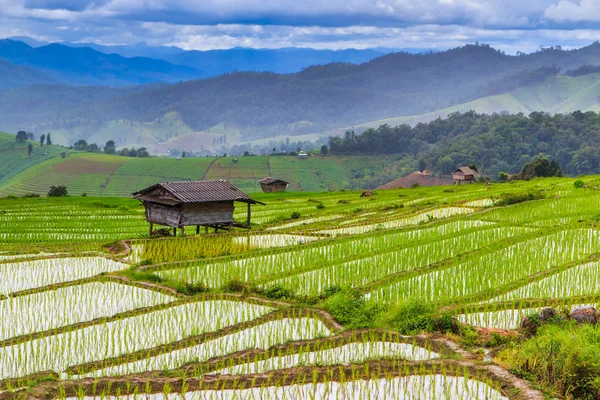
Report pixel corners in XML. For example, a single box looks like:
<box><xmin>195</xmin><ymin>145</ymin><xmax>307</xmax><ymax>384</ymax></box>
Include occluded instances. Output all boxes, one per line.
<box><xmin>146</xmin><ymin>203</ymin><xmax>181</xmax><ymax>227</ymax></box>
<box><xmin>260</xmin><ymin>183</ymin><xmax>287</xmax><ymax>193</ymax></box>
<box><xmin>260</xmin><ymin>183</ymin><xmax>273</xmax><ymax>193</ymax></box>
<box><xmin>181</xmin><ymin>202</ymin><xmax>234</xmax><ymax>225</ymax></box>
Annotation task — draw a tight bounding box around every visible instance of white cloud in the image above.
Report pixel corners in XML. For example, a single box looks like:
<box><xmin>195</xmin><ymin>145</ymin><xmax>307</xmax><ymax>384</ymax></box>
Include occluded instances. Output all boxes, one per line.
<box><xmin>545</xmin><ymin>0</ymin><xmax>600</xmax><ymax>22</ymax></box>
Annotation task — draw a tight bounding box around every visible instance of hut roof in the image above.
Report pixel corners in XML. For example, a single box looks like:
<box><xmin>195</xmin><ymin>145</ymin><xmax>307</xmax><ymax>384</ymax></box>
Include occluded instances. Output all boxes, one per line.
<box><xmin>133</xmin><ymin>180</ymin><xmax>264</xmax><ymax>205</ymax></box>
<box><xmin>452</xmin><ymin>167</ymin><xmax>479</xmax><ymax>176</ymax></box>
<box><xmin>258</xmin><ymin>177</ymin><xmax>289</xmax><ymax>185</ymax></box>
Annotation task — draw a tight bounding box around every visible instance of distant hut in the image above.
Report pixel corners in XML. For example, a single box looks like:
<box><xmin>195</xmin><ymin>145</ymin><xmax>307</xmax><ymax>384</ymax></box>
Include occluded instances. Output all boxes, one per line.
<box><xmin>258</xmin><ymin>177</ymin><xmax>289</xmax><ymax>193</ymax></box>
<box><xmin>132</xmin><ymin>180</ymin><xmax>265</xmax><ymax>236</ymax></box>
<box><xmin>297</xmin><ymin>151</ymin><xmax>308</xmax><ymax>158</ymax></box>
<box><xmin>452</xmin><ymin>167</ymin><xmax>480</xmax><ymax>184</ymax></box>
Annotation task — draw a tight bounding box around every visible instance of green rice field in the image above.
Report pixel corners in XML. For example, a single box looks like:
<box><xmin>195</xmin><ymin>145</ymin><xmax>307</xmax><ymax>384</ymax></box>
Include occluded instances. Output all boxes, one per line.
<box><xmin>1</xmin><ymin>176</ymin><xmax>599</xmax><ymax>399</ymax></box>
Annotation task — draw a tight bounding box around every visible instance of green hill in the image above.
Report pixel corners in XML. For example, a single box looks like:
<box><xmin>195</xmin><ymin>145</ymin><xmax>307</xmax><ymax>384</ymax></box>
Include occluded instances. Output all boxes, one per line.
<box><xmin>344</xmin><ymin>73</ymin><xmax>600</xmax><ymax>132</ymax></box>
<box><xmin>0</xmin><ymin>139</ymin><xmax>401</xmax><ymax>196</ymax></box>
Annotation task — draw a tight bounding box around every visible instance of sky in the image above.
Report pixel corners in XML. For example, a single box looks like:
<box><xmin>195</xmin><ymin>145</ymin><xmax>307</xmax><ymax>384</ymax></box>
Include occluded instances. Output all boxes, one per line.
<box><xmin>0</xmin><ymin>0</ymin><xmax>600</xmax><ymax>53</ymax></box>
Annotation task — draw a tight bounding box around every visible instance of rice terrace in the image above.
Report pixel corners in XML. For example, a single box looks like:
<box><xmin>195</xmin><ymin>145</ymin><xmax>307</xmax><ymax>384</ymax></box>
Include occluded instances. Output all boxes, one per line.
<box><xmin>2</xmin><ymin>156</ymin><xmax>600</xmax><ymax>399</ymax></box>
<box><xmin>8</xmin><ymin>10</ymin><xmax>600</xmax><ymax>398</ymax></box>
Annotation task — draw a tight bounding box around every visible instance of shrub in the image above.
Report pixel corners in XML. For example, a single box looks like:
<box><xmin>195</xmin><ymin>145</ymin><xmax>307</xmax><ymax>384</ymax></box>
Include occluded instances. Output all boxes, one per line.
<box><xmin>263</xmin><ymin>284</ymin><xmax>294</xmax><ymax>300</ymax></box>
<box><xmin>495</xmin><ymin>190</ymin><xmax>544</xmax><ymax>206</ymax></box>
<box><xmin>22</xmin><ymin>193</ymin><xmax>40</xmax><ymax>198</ymax></box>
<box><xmin>290</xmin><ymin>212</ymin><xmax>301</xmax><ymax>219</ymax></box>
<box><xmin>498</xmin><ymin>172</ymin><xmax>509</xmax><ymax>182</ymax></box>
<box><xmin>411</xmin><ymin>182</ymin><xmax>420</xmax><ymax>189</ymax></box>
<box><xmin>498</xmin><ymin>322</ymin><xmax>600</xmax><ymax>399</ymax></box>
<box><xmin>388</xmin><ymin>301</ymin><xmax>459</xmax><ymax>335</ymax></box>
<box><xmin>316</xmin><ymin>203</ymin><xmax>325</xmax><ymax>209</ymax></box>
<box><xmin>47</xmin><ymin>186</ymin><xmax>68</xmax><ymax>197</ymax></box>
<box><xmin>574</xmin><ymin>179</ymin><xmax>585</xmax><ymax>189</ymax></box>
<box><xmin>220</xmin><ymin>278</ymin><xmax>248</xmax><ymax>293</ymax></box>
<box><xmin>323</xmin><ymin>289</ymin><xmax>384</xmax><ymax>328</ymax></box>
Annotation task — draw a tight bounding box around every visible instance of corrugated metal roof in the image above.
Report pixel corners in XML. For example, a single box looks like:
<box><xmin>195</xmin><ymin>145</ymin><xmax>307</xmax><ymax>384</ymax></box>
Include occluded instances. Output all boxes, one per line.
<box><xmin>258</xmin><ymin>177</ymin><xmax>289</xmax><ymax>185</ymax></box>
<box><xmin>133</xmin><ymin>180</ymin><xmax>264</xmax><ymax>205</ymax></box>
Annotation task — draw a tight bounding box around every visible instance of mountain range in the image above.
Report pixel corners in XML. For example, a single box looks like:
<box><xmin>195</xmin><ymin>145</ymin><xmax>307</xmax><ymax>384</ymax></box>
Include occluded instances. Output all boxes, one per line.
<box><xmin>3</xmin><ymin>39</ymin><xmax>600</xmax><ymax>153</ymax></box>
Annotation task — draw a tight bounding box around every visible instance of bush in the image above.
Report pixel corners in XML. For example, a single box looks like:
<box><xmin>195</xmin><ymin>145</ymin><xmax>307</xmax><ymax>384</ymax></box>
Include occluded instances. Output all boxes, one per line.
<box><xmin>574</xmin><ymin>179</ymin><xmax>586</xmax><ymax>189</ymax></box>
<box><xmin>495</xmin><ymin>190</ymin><xmax>544</xmax><ymax>206</ymax></box>
<box><xmin>411</xmin><ymin>182</ymin><xmax>420</xmax><ymax>189</ymax></box>
<box><xmin>323</xmin><ymin>289</ymin><xmax>384</xmax><ymax>328</ymax></box>
<box><xmin>498</xmin><ymin>172</ymin><xmax>509</xmax><ymax>182</ymax></box>
<box><xmin>316</xmin><ymin>203</ymin><xmax>325</xmax><ymax>209</ymax></box>
<box><xmin>290</xmin><ymin>212</ymin><xmax>301</xmax><ymax>219</ymax></box>
<box><xmin>498</xmin><ymin>322</ymin><xmax>600</xmax><ymax>399</ymax></box>
<box><xmin>47</xmin><ymin>186</ymin><xmax>68</xmax><ymax>197</ymax></box>
<box><xmin>263</xmin><ymin>284</ymin><xmax>294</xmax><ymax>300</ymax></box>
<box><xmin>22</xmin><ymin>193</ymin><xmax>40</xmax><ymax>198</ymax></box>
<box><xmin>388</xmin><ymin>301</ymin><xmax>459</xmax><ymax>335</ymax></box>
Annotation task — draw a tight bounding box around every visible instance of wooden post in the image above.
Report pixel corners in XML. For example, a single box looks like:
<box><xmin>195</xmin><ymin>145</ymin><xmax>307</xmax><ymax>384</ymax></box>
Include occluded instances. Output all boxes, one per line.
<box><xmin>205</xmin><ymin>226</ymin><xmax>209</xmax><ymax>234</ymax></box>
<box><xmin>247</xmin><ymin>202</ymin><xmax>251</xmax><ymax>228</ymax></box>
<box><xmin>180</xmin><ymin>226</ymin><xmax>185</xmax><ymax>237</ymax></box>
<box><xmin>149</xmin><ymin>222</ymin><xmax>153</xmax><ymax>236</ymax></box>
<box><xmin>196</xmin><ymin>225</ymin><xmax>200</xmax><ymax>235</ymax></box>
<box><xmin>173</xmin><ymin>227</ymin><xmax>177</xmax><ymax>237</ymax></box>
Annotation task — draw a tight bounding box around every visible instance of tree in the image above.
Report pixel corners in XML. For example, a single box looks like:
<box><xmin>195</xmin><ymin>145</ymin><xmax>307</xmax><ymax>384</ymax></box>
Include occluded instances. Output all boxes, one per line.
<box><xmin>437</xmin><ymin>156</ymin><xmax>455</xmax><ymax>174</ymax></box>
<box><xmin>243</xmin><ymin>151</ymin><xmax>250</xmax><ymax>156</ymax></box>
<box><xmin>104</xmin><ymin>140</ymin><xmax>116</xmax><ymax>154</ymax></box>
<box><xmin>320</xmin><ymin>145</ymin><xmax>329</xmax><ymax>156</ymax></box>
<box><xmin>418</xmin><ymin>158</ymin><xmax>427</xmax><ymax>172</ymax></box>
<box><xmin>27</xmin><ymin>143</ymin><xmax>33</xmax><ymax>156</ymax></box>
<box><xmin>60</xmin><ymin>152</ymin><xmax>67</xmax><ymax>158</ymax></box>
<box><xmin>86</xmin><ymin>143</ymin><xmax>100</xmax><ymax>153</ymax></box>
<box><xmin>74</xmin><ymin>139</ymin><xmax>88</xmax><ymax>150</ymax></box>
<box><xmin>468</xmin><ymin>164</ymin><xmax>478</xmax><ymax>172</ymax></box>
<box><xmin>137</xmin><ymin>147</ymin><xmax>149</xmax><ymax>158</ymax></box>
<box><xmin>40</xmin><ymin>134</ymin><xmax>46</xmax><ymax>147</ymax></box>
<box><xmin>48</xmin><ymin>186</ymin><xmax>68</xmax><ymax>197</ymax></box>
<box><xmin>15</xmin><ymin>131</ymin><xmax>28</xmax><ymax>142</ymax></box>
<box><xmin>46</xmin><ymin>133</ymin><xmax>52</xmax><ymax>145</ymax></box>
<box><xmin>181</xmin><ymin>151</ymin><xmax>187</xmax><ymax>158</ymax></box>
<box><xmin>26</xmin><ymin>132</ymin><xmax>35</xmax><ymax>141</ymax></box>
<box><xmin>498</xmin><ymin>172</ymin><xmax>508</xmax><ymax>182</ymax></box>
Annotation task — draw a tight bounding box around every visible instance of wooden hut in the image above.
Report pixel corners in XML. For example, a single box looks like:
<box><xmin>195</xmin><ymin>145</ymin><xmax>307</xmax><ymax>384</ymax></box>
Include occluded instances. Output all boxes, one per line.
<box><xmin>132</xmin><ymin>180</ymin><xmax>265</xmax><ymax>236</ymax></box>
<box><xmin>452</xmin><ymin>167</ymin><xmax>480</xmax><ymax>184</ymax></box>
<box><xmin>258</xmin><ymin>177</ymin><xmax>289</xmax><ymax>193</ymax></box>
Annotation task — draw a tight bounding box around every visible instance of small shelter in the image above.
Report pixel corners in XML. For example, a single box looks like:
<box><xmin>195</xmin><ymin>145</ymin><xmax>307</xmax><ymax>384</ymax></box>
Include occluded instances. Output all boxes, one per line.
<box><xmin>258</xmin><ymin>177</ymin><xmax>289</xmax><ymax>193</ymax></box>
<box><xmin>133</xmin><ymin>180</ymin><xmax>265</xmax><ymax>236</ymax></box>
<box><xmin>297</xmin><ymin>151</ymin><xmax>308</xmax><ymax>158</ymax></box>
<box><xmin>452</xmin><ymin>167</ymin><xmax>480</xmax><ymax>184</ymax></box>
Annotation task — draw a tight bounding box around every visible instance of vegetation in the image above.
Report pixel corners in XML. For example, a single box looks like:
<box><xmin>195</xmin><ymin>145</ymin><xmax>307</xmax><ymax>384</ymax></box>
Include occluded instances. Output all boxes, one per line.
<box><xmin>2</xmin><ymin>175</ymin><xmax>600</xmax><ymax>398</ymax></box>
<box><xmin>330</xmin><ymin>111</ymin><xmax>600</xmax><ymax>178</ymax></box>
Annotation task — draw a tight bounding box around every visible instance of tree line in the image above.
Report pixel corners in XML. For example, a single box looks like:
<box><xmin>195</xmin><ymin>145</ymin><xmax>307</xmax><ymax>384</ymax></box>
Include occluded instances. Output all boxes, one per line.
<box><xmin>329</xmin><ymin>110</ymin><xmax>600</xmax><ymax>179</ymax></box>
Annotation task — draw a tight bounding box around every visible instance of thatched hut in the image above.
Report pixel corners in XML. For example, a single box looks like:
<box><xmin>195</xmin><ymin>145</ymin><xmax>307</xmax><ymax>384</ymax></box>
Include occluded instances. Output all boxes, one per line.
<box><xmin>133</xmin><ymin>180</ymin><xmax>264</xmax><ymax>236</ymax></box>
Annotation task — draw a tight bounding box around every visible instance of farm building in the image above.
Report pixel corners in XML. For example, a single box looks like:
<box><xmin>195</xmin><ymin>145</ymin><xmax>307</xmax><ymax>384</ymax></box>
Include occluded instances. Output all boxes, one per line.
<box><xmin>258</xmin><ymin>177</ymin><xmax>289</xmax><ymax>193</ymax></box>
<box><xmin>132</xmin><ymin>180</ymin><xmax>265</xmax><ymax>236</ymax></box>
<box><xmin>452</xmin><ymin>167</ymin><xmax>480</xmax><ymax>184</ymax></box>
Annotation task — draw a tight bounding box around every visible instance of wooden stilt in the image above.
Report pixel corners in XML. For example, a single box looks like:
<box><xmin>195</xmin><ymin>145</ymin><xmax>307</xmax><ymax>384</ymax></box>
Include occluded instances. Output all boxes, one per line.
<box><xmin>149</xmin><ymin>222</ymin><xmax>153</xmax><ymax>236</ymax></box>
<box><xmin>196</xmin><ymin>225</ymin><xmax>200</xmax><ymax>235</ymax></box>
<box><xmin>180</xmin><ymin>226</ymin><xmax>185</xmax><ymax>237</ymax></box>
<box><xmin>173</xmin><ymin>227</ymin><xmax>177</xmax><ymax>237</ymax></box>
<box><xmin>247</xmin><ymin>202</ymin><xmax>251</xmax><ymax>228</ymax></box>
<box><xmin>205</xmin><ymin>226</ymin><xmax>209</xmax><ymax>234</ymax></box>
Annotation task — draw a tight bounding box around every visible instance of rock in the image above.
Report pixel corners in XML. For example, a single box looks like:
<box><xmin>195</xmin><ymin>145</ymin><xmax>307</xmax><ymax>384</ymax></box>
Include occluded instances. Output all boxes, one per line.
<box><xmin>569</xmin><ymin>307</ymin><xmax>598</xmax><ymax>324</ymax></box>
<box><xmin>538</xmin><ymin>307</ymin><xmax>557</xmax><ymax>322</ymax></box>
<box><xmin>519</xmin><ymin>315</ymin><xmax>539</xmax><ymax>335</ymax></box>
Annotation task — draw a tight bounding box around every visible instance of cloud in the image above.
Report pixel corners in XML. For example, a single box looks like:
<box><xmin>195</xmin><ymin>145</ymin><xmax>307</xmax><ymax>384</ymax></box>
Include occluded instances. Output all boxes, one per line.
<box><xmin>0</xmin><ymin>0</ymin><xmax>598</xmax><ymax>52</ymax></box>
<box><xmin>545</xmin><ymin>0</ymin><xmax>600</xmax><ymax>22</ymax></box>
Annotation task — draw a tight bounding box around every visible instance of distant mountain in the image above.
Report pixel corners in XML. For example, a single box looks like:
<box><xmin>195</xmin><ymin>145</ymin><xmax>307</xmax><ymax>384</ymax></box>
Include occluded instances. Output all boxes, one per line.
<box><xmin>0</xmin><ymin>59</ymin><xmax>60</xmax><ymax>89</ymax></box>
<box><xmin>0</xmin><ymin>39</ymin><xmax>205</xmax><ymax>86</ymax></box>
<box><xmin>5</xmin><ymin>43</ymin><xmax>600</xmax><ymax>148</ymax></box>
<box><xmin>162</xmin><ymin>47</ymin><xmax>388</xmax><ymax>75</ymax></box>
<box><xmin>7</xmin><ymin>37</ymin><xmax>399</xmax><ymax>76</ymax></box>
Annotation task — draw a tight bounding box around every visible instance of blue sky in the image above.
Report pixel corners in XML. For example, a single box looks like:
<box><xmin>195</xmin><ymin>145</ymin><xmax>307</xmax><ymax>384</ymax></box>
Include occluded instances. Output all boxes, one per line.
<box><xmin>0</xmin><ymin>0</ymin><xmax>599</xmax><ymax>53</ymax></box>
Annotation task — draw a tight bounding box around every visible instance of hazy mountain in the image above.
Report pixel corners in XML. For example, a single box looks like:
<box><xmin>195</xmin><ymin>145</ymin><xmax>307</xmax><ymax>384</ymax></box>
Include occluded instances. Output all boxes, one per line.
<box><xmin>4</xmin><ymin>43</ymin><xmax>600</xmax><ymax>147</ymax></box>
<box><xmin>0</xmin><ymin>59</ymin><xmax>61</xmax><ymax>89</ymax></box>
<box><xmin>0</xmin><ymin>39</ymin><xmax>205</xmax><ymax>86</ymax></box>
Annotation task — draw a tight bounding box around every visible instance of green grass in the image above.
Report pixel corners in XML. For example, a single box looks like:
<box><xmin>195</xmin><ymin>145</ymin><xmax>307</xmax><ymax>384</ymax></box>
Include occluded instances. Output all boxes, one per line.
<box><xmin>0</xmin><ymin>152</ymin><xmax>401</xmax><ymax>196</ymax></box>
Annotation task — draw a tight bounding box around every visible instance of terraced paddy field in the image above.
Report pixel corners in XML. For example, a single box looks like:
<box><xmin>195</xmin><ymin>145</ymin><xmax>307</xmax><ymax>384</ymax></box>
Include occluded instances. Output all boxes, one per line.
<box><xmin>3</xmin><ymin>177</ymin><xmax>600</xmax><ymax>399</ymax></box>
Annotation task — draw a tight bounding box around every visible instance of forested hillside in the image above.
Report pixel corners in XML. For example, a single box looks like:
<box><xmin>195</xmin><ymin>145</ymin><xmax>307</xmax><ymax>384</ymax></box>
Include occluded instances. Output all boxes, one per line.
<box><xmin>330</xmin><ymin>111</ymin><xmax>600</xmax><ymax>179</ymax></box>
<box><xmin>5</xmin><ymin>43</ymin><xmax>600</xmax><ymax>145</ymax></box>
